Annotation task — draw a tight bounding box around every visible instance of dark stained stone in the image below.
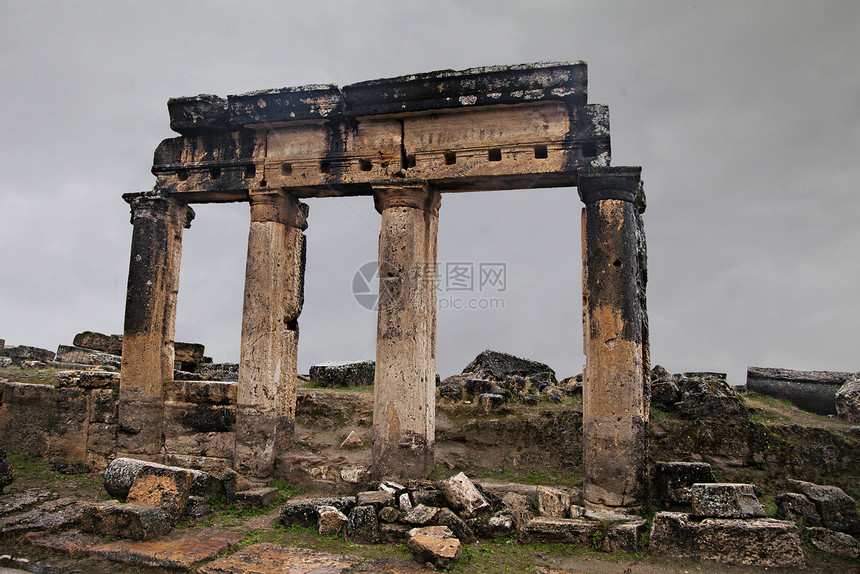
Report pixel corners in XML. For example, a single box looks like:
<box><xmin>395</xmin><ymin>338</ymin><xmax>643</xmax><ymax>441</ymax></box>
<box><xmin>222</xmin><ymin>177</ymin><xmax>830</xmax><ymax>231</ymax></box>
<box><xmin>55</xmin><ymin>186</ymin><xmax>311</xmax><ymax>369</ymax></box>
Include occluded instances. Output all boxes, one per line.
<box><xmin>80</xmin><ymin>501</ymin><xmax>173</xmax><ymax>541</ymax></box>
<box><xmin>674</xmin><ymin>373</ymin><xmax>748</xmax><ymax>423</ymax></box>
<box><xmin>791</xmin><ymin>480</ymin><xmax>860</xmax><ymax>534</ymax></box>
<box><xmin>72</xmin><ymin>332</ymin><xmax>123</xmax><ymax>355</ymax></box>
<box><xmin>234</xmin><ymin>487</ymin><xmax>279</xmax><ymax>509</ymax></box>
<box><xmin>835</xmin><ymin>375</ymin><xmax>860</xmax><ymax>423</ymax></box>
<box><xmin>747</xmin><ymin>366</ymin><xmax>854</xmax><ymax>415</ymax></box>
<box><xmin>775</xmin><ymin>492</ymin><xmax>822</xmax><ymax>527</ymax></box>
<box><xmin>806</xmin><ymin>526</ymin><xmax>860</xmax><ymax>559</ymax></box>
<box><xmin>655</xmin><ymin>462</ymin><xmax>716</xmax><ymax>507</ymax></box>
<box><xmin>0</xmin><ymin>497</ymin><xmax>85</xmax><ymax>536</ymax></box>
<box><xmin>521</xmin><ymin>517</ymin><xmax>596</xmax><ymax>545</ymax></box>
<box><xmin>0</xmin><ymin>489</ymin><xmax>57</xmax><ymax>517</ymax></box>
<box><xmin>345</xmin><ymin>505</ymin><xmax>378</xmax><ymax>544</ymax></box>
<box><xmin>309</xmin><ymin>361</ymin><xmax>375</xmax><ymax>388</ymax></box>
<box><xmin>431</xmin><ymin>508</ymin><xmax>476</xmax><ymax>543</ymax></box>
<box><xmin>280</xmin><ymin>497</ymin><xmax>356</xmax><ymax>528</ymax></box>
<box><xmin>691</xmin><ymin>483</ymin><xmax>766</xmax><ymax>519</ymax></box>
<box><xmin>0</xmin><ymin>449</ymin><xmax>13</xmax><ymax>494</ymax></box>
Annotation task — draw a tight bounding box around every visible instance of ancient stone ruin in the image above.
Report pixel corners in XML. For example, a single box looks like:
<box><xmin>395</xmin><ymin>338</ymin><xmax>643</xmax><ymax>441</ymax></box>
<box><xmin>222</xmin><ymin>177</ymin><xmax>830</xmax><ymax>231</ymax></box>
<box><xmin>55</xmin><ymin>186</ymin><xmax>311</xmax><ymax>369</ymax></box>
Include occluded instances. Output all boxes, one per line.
<box><xmin>116</xmin><ymin>62</ymin><xmax>650</xmax><ymax>511</ymax></box>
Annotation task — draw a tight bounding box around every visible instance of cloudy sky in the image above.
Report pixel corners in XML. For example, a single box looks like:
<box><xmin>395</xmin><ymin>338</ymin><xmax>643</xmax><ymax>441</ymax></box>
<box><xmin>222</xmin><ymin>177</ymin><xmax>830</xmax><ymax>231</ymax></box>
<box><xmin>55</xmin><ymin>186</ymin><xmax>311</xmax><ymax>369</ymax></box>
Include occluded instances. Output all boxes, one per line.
<box><xmin>2</xmin><ymin>1</ymin><xmax>858</xmax><ymax>385</ymax></box>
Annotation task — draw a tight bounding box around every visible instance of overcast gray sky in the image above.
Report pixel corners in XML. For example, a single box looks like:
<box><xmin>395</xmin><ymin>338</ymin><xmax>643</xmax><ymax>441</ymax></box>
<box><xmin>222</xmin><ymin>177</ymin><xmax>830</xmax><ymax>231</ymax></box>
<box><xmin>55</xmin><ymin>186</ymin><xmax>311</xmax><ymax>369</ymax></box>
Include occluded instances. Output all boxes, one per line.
<box><xmin>2</xmin><ymin>1</ymin><xmax>858</xmax><ymax>385</ymax></box>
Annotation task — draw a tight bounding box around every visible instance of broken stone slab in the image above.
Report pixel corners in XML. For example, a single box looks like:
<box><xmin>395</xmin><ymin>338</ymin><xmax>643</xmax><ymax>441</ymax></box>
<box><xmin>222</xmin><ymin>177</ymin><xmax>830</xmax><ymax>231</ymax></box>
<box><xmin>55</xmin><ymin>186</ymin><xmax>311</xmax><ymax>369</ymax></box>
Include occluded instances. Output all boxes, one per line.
<box><xmin>521</xmin><ymin>517</ymin><xmax>597</xmax><ymax>545</ymax></box>
<box><xmin>89</xmin><ymin>352</ymin><xmax>122</xmax><ymax>369</ymax></box>
<box><xmin>279</xmin><ymin>496</ymin><xmax>356</xmax><ymax>528</ymax></box>
<box><xmin>73</xmin><ymin>331</ymin><xmax>123</xmax><ymax>355</ymax></box>
<box><xmin>691</xmin><ymin>483</ymin><xmax>766</xmax><ymax>518</ymax></box>
<box><xmin>340</xmin><ymin>430</ymin><xmax>364</xmax><ymax>449</ymax></box>
<box><xmin>24</xmin><ymin>528</ymin><xmax>101</xmax><ymax>554</ymax></box>
<box><xmin>432</xmin><ymin>507</ymin><xmax>476</xmax><ymax>543</ymax></box>
<box><xmin>219</xmin><ymin>468</ymin><xmax>253</xmax><ymax>500</ymax></box>
<box><xmin>378</xmin><ymin>480</ymin><xmax>406</xmax><ymax>496</ymax></box>
<box><xmin>775</xmin><ymin>492</ymin><xmax>822</xmax><ymax>526</ymax></box>
<box><xmin>198</xmin><ymin>543</ymin><xmax>364</xmax><ymax>574</ymax></box>
<box><xmin>234</xmin><ymin>487</ymin><xmax>279</xmax><ymax>509</ymax></box>
<box><xmin>649</xmin><ymin>512</ymin><xmax>806</xmax><ymax>568</ymax></box>
<box><xmin>345</xmin><ymin>505</ymin><xmax>378</xmax><ymax>544</ymax></box>
<box><xmin>126</xmin><ymin>465</ymin><xmax>193</xmax><ymax>519</ymax></box>
<box><xmin>80</xmin><ymin>500</ymin><xmax>173</xmax><ymax>541</ymax></box>
<box><xmin>317</xmin><ymin>505</ymin><xmax>348</xmax><ymax>536</ymax></box>
<box><xmin>380</xmin><ymin>522</ymin><xmax>411</xmax><ymax>543</ymax></box>
<box><xmin>0</xmin><ymin>489</ymin><xmax>57</xmax><ymax>517</ymax></box>
<box><xmin>747</xmin><ymin>366</ymin><xmax>856</xmax><ymax>415</ymax></box>
<box><xmin>55</xmin><ymin>345</ymin><xmax>100</xmax><ymax>365</ymax></box>
<box><xmin>406</xmin><ymin>525</ymin><xmax>461</xmax><ymax>570</ymax></box>
<box><xmin>398</xmin><ymin>493</ymin><xmax>412</xmax><ymax>512</ymax></box>
<box><xmin>340</xmin><ymin>465</ymin><xmax>371</xmax><ymax>485</ymax></box>
<box><xmin>601</xmin><ymin>520</ymin><xmax>646</xmax><ymax>553</ymax></box>
<box><xmin>438</xmin><ymin>472</ymin><xmax>490</xmax><ymax>517</ymax></box>
<box><xmin>411</xmin><ymin>489</ymin><xmax>446</xmax><ymax>508</ymax></box>
<box><xmin>309</xmin><ymin>360</ymin><xmax>375</xmax><ymax>388</ymax></box>
<box><xmin>472</xmin><ymin>513</ymin><xmax>514</xmax><ymax>538</ymax></box>
<box><xmin>806</xmin><ymin>526</ymin><xmax>860</xmax><ymax>559</ymax></box>
<box><xmin>655</xmin><ymin>461</ymin><xmax>716</xmax><ymax>506</ymax></box>
<box><xmin>462</xmin><ymin>350</ymin><xmax>557</xmax><ymax>385</ymax></box>
<box><xmin>378</xmin><ymin>506</ymin><xmax>401</xmax><ymax>523</ymax></box>
<box><xmin>185</xmin><ymin>496</ymin><xmax>214</xmax><ymax>520</ymax></box>
<box><xmin>195</xmin><ymin>362</ymin><xmax>239</xmax><ymax>382</ymax></box>
<box><xmin>501</xmin><ymin>492</ymin><xmax>534</xmax><ymax>530</ymax></box>
<box><xmin>402</xmin><ymin>504</ymin><xmax>440</xmax><ymax>525</ymax></box>
<box><xmin>0</xmin><ymin>357</ymin><xmax>10</xmax><ymax>367</ymax></box>
<box><xmin>835</xmin><ymin>375</ymin><xmax>860</xmax><ymax>423</ymax></box>
<box><xmin>674</xmin><ymin>373</ymin><xmax>748</xmax><ymax>423</ymax></box>
<box><xmin>356</xmin><ymin>490</ymin><xmax>394</xmax><ymax>510</ymax></box>
<box><xmin>2</xmin><ymin>345</ymin><xmax>55</xmax><ymax>365</ymax></box>
<box><xmin>537</xmin><ymin>485</ymin><xmax>571</xmax><ymax>518</ymax></box>
<box><xmin>790</xmin><ymin>479</ymin><xmax>860</xmax><ymax>534</ymax></box>
<box><xmin>650</xmin><ymin>376</ymin><xmax>681</xmax><ymax>405</ymax></box>
<box><xmin>174</xmin><ymin>342</ymin><xmax>205</xmax><ymax>365</ymax></box>
<box><xmin>0</xmin><ymin>497</ymin><xmax>85</xmax><ymax>536</ymax></box>
<box><xmin>103</xmin><ymin>457</ymin><xmax>219</xmax><ymax>500</ymax></box>
<box><xmin>76</xmin><ymin>371</ymin><xmax>120</xmax><ymax>388</ymax></box>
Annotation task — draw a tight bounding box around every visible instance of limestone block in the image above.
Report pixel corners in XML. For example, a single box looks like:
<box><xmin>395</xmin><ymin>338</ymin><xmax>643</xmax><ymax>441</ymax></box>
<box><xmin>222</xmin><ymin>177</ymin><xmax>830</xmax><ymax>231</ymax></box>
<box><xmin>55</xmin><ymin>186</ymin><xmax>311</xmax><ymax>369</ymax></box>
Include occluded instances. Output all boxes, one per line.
<box><xmin>655</xmin><ymin>461</ymin><xmax>715</xmax><ymax>506</ymax></box>
<box><xmin>340</xmin><ymin>465</ymin><xmax>371</xmax><ymax>485</ymax></box>
<box><xmin>0</xmin><ymin>489</ymin><xmax>57</xmax><ymax>517</ymax></box>
<box><xmin>234</xmin><ymin>487</ymin><xmax>279</xmax><ymax>509</ymax></box>
<box><xmin>521</xmin><ymin>517</ymin><xmax>597</xmax><ymax>545</ymax></box>
<box><xmin>356</xmin><ymin>490</ymin><xmax>394</xmax><ymax>509</ymax></box>
<box><xmin>196</xmin><ymin>543</ymin><xmax>363</xmax><ymax>574</ymax></box>
<box><xmin>747</xmin><ymin>366</ymin><xmax>853</xmax><ymax>415</ymax></box>
<box><xmin>406</xmin><ymin>525</ymin><xmax>460</xmax><ymax>570</ymax></box>
<box><xmin>649</xmin><ymin>512</ymin><xmax>805</xmax><ymax>568</ymax></box>
<box><xmin>163</xmin><ymin>455</ymin><xmax>231</xmax><ymax>476</ymax></box>
<box><xmin>279</xmin><ymin>497</ymin><xmax>356</xmax><ymax>528</ymax></box>
<box><xmin>411</xmin><ymin>489</ymin><xmax>446</xmax><ymax>508</ymax></box>
<box><xmin>398</xmin><ymin>493</ymin><xmax>413</xmax><ymax>512</ymax></box>
<box><xmin>378</xmin><ymin>506</ymin><xmax>401</xmax><ymax>523</ymax></box>
<box><xmin>602</xmin><ymin>520</ymin><xmax>646</xmax><ymax>553</ymax></box>
<box><xmin>691</xmin><ymin>483</ymin><xmax>766</xmax><ymax>518</ymax></box>
<box><xmin>380</xmin><ymin>522</ymin><xmax>411</xmax><ymax>543</ymax></box>
<box><xmin>835</xmin><ymin>375</ymin><xmax>860</xmax><ymax>423</ymax></box>
<box><xmin>806</xmin><ymin>526</ymin><xmax>860</xmax><ymax>559</ymax></box>
<box><xmin>164</xmin><ymin>402</ymin><xmax>235</xmax><ymax>433</ymax></box>
<box><xmin>309</xmin><ymin>360</ymin><xmax>375</xmax><ymax>388</ymax></box>
<box><xmin>402</xmin><ymin>504</ymin><xmax>440</xmax><ymax>525</ymax></box>
<box><xmin>316</xmin><ymin>505</ymin><xmax>348</xmax><ymax>536</ymax></box>
<box><xmin>438</xmin><ymin>472</ymin><xmax>490</xmax><ymax>517</ymax></box>
<box><xmin>3</xmin><ymin>345</ymin><xmax>55</xmax><ymax>364</ymax></box>
<box><xmin>0</xmin><ymin>382</ymin><xmax>57</xmax><ymax>454</ymax></box>
<box><xmin>791</xmin><ymin>480</ymin><xmax>860</xmax><ymax>534</ymax></box>
<box><xmin>103</xmin><ymin>457</ymin><xmax>218</xmax><ymax>500</ymax></box>
<box><xmin>89</xmin><ymin>388</ymin><xmax>118</xmax><ymax>424</ymax></box>
<box><xmin>174</xmin><ymin>342</ymin><xmax>205</xmax><ymax>364</ymax></box>
<box><xmin>537</xmin><ymin>485</ymin><xmax>571</xmax><ymax>518</ymax></box>
<box><xmin>77</xmin><ymin>371</ymin><xmax>120</xmax><ymax>388</ymax></box>
<box><xmin>501</xmin><ymin>492</ymin><xmax>534</xmax><ymax>530</ymax></box>
<box><xmin>73</xmin><ymin>332</ymin><xmax>123</xmax><ymax>355</ymax></box>
<box><xmin>81</xmin><ymin>500</ymin><xmax>173</xmax><ymax>541</ymax></box>
<box><xmin>86</xmin><ymin>422</ymin><xmax>117</xmax><ymax>456</ymax></box>
<box><xmin>431</xmin><ymin>507</ymin><xmax>476</xmax><ymax>543</ymax></box>
<box><xmin>127</xmin><ymin>465</ymin><xmax>194</xmax><ymax>519</ymax></box>
<box><xmin>345</xmin><ymin>505</ymin><xmax>378</xmax><ymax>544</ymax></box>
<box><xmin>55</xmin><ymin>345</ymin><xmax>99</xmax><ymax>365</ymax></box>
<box><xmin>775</xmin><ymin>492</ymin><xmax>822</xmax><ymax>526</ymax></box>
<box><xmin>0</xmin><ymin>497</ymin><xmax>85</xmax><ymax>536</ymax></box>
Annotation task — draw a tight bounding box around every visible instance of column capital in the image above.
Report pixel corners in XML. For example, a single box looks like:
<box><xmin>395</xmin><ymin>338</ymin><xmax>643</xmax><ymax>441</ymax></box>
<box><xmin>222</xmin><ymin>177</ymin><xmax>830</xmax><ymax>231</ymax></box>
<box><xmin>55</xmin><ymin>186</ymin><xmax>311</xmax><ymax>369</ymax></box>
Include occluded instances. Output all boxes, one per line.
<box><xmin>577</xmin><ymin>166</ymin><xmax>641</xmax><ymax>205</ymax></box>
<box><xmin>122</xmin><ymin>191</ymin><xmax>195</xmax><ymax>228</ymax></box>
<box><xmin>249</xmin><ymin>188</ymin><xmax>309</xmax><ymax>229</ymax></box>
<box><xmin>373</xmin><ymin>181</ymin><xmax>440</xmax><ymax>215</ymax></box>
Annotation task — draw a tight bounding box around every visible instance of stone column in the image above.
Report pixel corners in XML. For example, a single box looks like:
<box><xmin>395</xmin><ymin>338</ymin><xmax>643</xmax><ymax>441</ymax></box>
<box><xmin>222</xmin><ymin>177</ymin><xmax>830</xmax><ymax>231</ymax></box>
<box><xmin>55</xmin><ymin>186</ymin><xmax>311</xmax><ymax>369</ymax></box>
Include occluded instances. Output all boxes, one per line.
<box><xmin>372</xmin><ymin>182</ymin><xmax>440</xmax><ymax>480</ymax></box>
<box><xmin>578</xmin><ymin>166</ymin><xmax>647</xmax><ymax>511</ymax></box>
<box><xmin>118</xmin><ymin>191</ymin><xmax>194</xmax><ymax>458</ymax></box>
<box><xmin>235</xmin><ymin>189</ymin><xmax>308</xmax><ymax>478</ymax></box>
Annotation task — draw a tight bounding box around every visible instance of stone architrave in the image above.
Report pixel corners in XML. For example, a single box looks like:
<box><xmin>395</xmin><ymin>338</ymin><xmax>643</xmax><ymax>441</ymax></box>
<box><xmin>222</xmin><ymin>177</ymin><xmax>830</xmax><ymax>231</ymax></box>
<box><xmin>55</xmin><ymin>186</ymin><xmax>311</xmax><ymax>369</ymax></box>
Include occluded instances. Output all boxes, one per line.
<box><xmin>578</xmin><ymin>166</ymin><xmax>647</xmax><ymax>510</ymax></box>
<box><xmin>371</xmin><ymin>183</ymin><xmax>440</xmax><ymax>480</ymax></box>
<box><xmin>235</xmin><ymin>189</ymin><xmax>308</xmax><ymax>477</ymax></box>
<box><xmin>118</xmin><ymin>191</ymin><xmax>193</xmax><ymax>456</ymax></box>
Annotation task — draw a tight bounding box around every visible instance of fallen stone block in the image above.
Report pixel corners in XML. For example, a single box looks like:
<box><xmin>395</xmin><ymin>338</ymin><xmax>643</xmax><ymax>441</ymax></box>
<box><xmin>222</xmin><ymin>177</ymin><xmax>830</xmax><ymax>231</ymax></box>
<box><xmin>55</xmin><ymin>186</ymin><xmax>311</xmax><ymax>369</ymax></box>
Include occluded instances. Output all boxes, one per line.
<box><xmin>675</xmin><ymin>372</ymin><xmax>748</xmax><ymax>422</ymax></box>
<box><xmin>198</xmin><ymin>543</ymin><xmax>364</xmax><ymax>574</ymax></box>
<box><xmin>185</xmin><ymin>496</ymin><xmax>214</xmax><ymax>520</ymax></box>
<box><xmin>345</xmin><ymin>505</ymin><xmax>378</xmax><ymax>544</ymax></box>
<box><xmin>747</xmin><ymin>366</ymin><xmax>854</xmax><ymax>415</ymax></box>
<box><xmin>24</xmin><ymin>528</ymin><xmax>101</xmax><ymax>554</ymax></box>
<box><xmin>90</xmin><ymin>526</ymin><xmax>243</xmax><ymax>569</ymax></box>
<box><xmin>379</xmin><ymin>522</ymin><xmax>411</xmax><ymax>543</ymax></box>
<box><xmin>411</xmin><ymin>489</ymin><xmax>446</xmax><ymax>508</ymax></box>
<box><xmin>402</xmin><ymin>504</ymin><xmax>440</xmax><ymax>525</ymax></box>
<box><xmin>0</xmin><ymin>489</ymin><xmax>57</xmax><ymax>517</ymax></box>
<box><xmin>126</xmin><ymin>465</ymin><xmax>194</xmax><ymax>519</ymax></box>
<box><xmin>601</xmin><ymin>520</ymin><xmax>646</xmax><ymax>553</ymax></box>
<box><xmin>791</xmin><ymin>479</ymin><xmax>860</xmax><ymax>534</ymax></box>
<box><xmin>655</xmin><ymin>461</ymin><xmax>715</xmax><ymax>506</ymax></box>
<box><xmin>432</xmin><ymin>507</ymin><xmax>476</xmax><ymax>543</ymax></box>
<box><xmin>2</xmin><ymin>345</ymin><xmax>55</xmax><ymax>365</ymax></box>
<box><xmin>835</xmin><ymin>375</ymin><xmax>860</xmax><ymax>423</ymax></box>
<box><xmin>501</xmin><ymin>491</ymin><xmax>534</xmax><ymax>530</ymax></box>
<box><xmin>234</xmin><ymin>487</ymin><xmax>279</xmax><ymax>509</ymax></box>
<box><xmin>649</xmin><ymin>512</ymin><xmax>806</xmax><ymax>568</ymax></box>
<box><xmin>174</xmin><ymin>342</ymin><xmax>205</xmax><ymax>365</ymax></box>
<box><xmin>340</xmin><ymin>465</ymin><xmax>370</xmax><ymax>485</ymax></box>
<box><xmin>103</xmin><ymin>457</ymin><xmax>219</xmax><ymax>500</ymax></box>
<box><xmin>775</xmin><ymin>492</ymin><xmax>822</xmax><ymax>526</ymax></box>
<box><xmin>356</xmin><ymin>490</ymin><xmax>394</xmax><ymax>509</ymax></box>
<box><xmin>55</xmin><ymin>345</ymin><xmax>99</xmax><ymax>365</ymax></box>
<box><xmin>378</xmin><ymin>506</ymin><xmax>401</xmax><ymax>523</ymax></box>
<box><xmin>77</xmin><ymin>370</ymin><xmax>120</xmax><ymax>388</ymax></box>
<box><xmin>806</xmin><ymin>526</ymin><xmax>860</xmax><ymax>559</ymax></box>
<box><xmin>537</xmin><ymin>485</ymin><xmax>571</xmax><ymax>518</ymax></box>
<box><xmin>309</xmin><ymin>360</ymin><xmax>375</xmax><ymax>388</ymax></box>
<box><xmin>438</xmin><ymin>472</ymin><xmax>489</xmax><ymax>517</ymax></box>
<box><xmin>521</xmin><ymin>517</ymin><xmax>596</xmax><ymax>545</ymax></box>
<box><xmin>80</xmin><ymin>501</ymin><xmax>173</xmax><ymax>541</ymax></box>
<box><xmin>691</xmin><ymin>483</ymin><xmax>766</xmax><ymax>518</ymax></box>
<box><xmin>407</xmin><ymin>525</ymin><xmax>461</xmax><ymax>570</ymax></box>
<box><xmin>73</xmin><ymin>332</ymin><xmax>123</xmax><ymax>355</ymax></box>
<box><xmin>279</xmin><ymin>496</ymin><xmax>356</xmax><ymax>528</ymax></box>
<box><xmin>317</xmin><ymin>505</ymin><xmax>348</xmax><ymax>536</ymax></box>
<box><xmin>0</xmin><ymin>497</ymin><xmax>85</xmax><ymax>537</ymax></box>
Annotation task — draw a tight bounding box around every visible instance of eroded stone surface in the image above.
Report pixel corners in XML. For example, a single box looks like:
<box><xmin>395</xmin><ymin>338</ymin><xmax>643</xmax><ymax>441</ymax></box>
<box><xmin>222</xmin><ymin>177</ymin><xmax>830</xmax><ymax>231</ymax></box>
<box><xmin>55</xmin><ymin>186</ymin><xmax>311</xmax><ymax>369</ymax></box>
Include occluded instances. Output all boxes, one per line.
<box><xmin>655</xmin><ymin>461</ymin><xmax>715</xmax><ymax>506</ymax></box>
<box><xmin>198</xmin><ymin>543</ymin><xmax>363</xmax><ymax>574</ymax></box>
<box><xmin>317</xmin><ymin>506</ymin><xmax>348</xmax><ymax>536</ymax></box>
<box><xmin>438</xmin><ymin>472</ymin><xmax>489</xmax><ymax>517</ymax></box>
<box><xmin>522</xmin><ymin>517</ymin><xmax>597</xmax><ymax>545</ymax></box>
<box><xmin>0</xmin><ymin>497</ymin><xmax>84</xmax><ymax>536</ymax></box>
<box><xmin>345</xmin><ymin>505</ymin><xmax>378</xmax><ymax>544</ymax></box>
<box><xmin>792</xmin><ymin>479</ymin><xmax>860</xmax><ymax>534</ymax></box>
<box><xmin>0</xmin><ymin>489</ymin><xmax>56</xmax><ymax>517</ymax></box>
<box><xmin>234</xmin><ymin>487</ymin><xmax>279</xmax><ymax>509</ymax></box>
<box><xmin>775</xmin><ymin>492</ymin><xmax>822</xmax><ymax>526</ymax></box>
<box><xmin>537</xmin><ymin>485</ymin><xmax>571</xmax><ymax>518</ymax></box>
<box><xmin>835</xmin><ymin>375</ymin><xmax>860</xmax><ymax>423</ymax></box>
<box><xmin>806</xmin><ymin>526</ymin><xmax>860</xmax><ymax>559</ymax></box>
<box><xmin>126</xmin><ymin>465</ymin><xmax>193</xmax><ymax>519</ymax></box>
<box><xmin>280</xmin><ymin>497</ymin><xmax>356</xmax><ymax>528</ymax></box>
<box><xmin>691</xmin><ymin>483</ymin><xmax>766</xmax><ymax>519</ymax></box>
<box><xmin>80</xmin><ymin>501</ymin><xmax>173</xmax><ymax>541</ymax></box>
<box><xmin>406</xmin><ymin>525</ymin><xmax>461</xmax><ymax>570</ymax></box>
<box><xmin>310</xmin><ymin>361</ymin><xmax>375</xmax><ymax>388</ymax></box>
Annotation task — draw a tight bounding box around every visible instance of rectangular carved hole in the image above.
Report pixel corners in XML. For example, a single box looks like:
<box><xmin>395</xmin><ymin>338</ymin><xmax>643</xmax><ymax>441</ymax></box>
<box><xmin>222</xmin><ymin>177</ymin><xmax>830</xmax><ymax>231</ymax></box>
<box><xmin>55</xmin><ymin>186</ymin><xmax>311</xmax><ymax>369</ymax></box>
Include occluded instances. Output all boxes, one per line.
<box><xmin>320</xmin><ymin>160</ymin><xmax>332</xmax><ymax>174</ymax></box>
<box><xmin>583</xmin><ymin>142</ymin><xmax>598</xmax><ymax>158</ymax></box>
<box><xmin>281</xmin><ymin>162</ymin><xmax>292</xmax><ymax>175</ymax></box>
<box><xmin>534</xmin><ymin>145</ymin><xmax>548</xmax><ymax>159</ymax></box>
<box><xmin>176</xmin><ymin>170</ymin><xmax>189</xmax><ymax>181</ymax></box>
<box><xmin>444</xmin><ymin>151</ymin><xmax>456</xmax><ymax>165</ymax></box>
<box><xmin>209</xmin><ymin>167</ymin><xmax>222</xmax><ymax>179</ymax></box>
<box><xmin>406</xmin><ymin>154</ymin><xmax>417</xmax><ymax>168</ymax></box>
<box><xmin>359</xmin><ymin>159</ymin><xmax>372</xmax><ymax>172</ymax></box>
<box><xmin>243</xmin><ymin>164</ymin><xmax>256</xmax><ymax>178</ymax></box>
<box><xmin>488</xmin><ymin>148</ymin><xmax>502</xmax><ymax>162</ymax></box>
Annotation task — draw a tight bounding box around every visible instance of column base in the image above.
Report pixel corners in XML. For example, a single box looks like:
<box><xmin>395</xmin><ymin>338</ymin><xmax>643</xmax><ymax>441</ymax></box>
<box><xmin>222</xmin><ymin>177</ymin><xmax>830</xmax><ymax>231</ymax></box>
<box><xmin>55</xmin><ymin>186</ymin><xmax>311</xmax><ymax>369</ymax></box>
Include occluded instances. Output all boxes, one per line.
<box><xmin>116</xmin><ymin>401</ymin><xmax>164</xmax><ymax>456</ymax></box>
<box><xmin>372</xmin><ymin>433</ymin><xmax>434</xmax><ymax>480</ymax></box>
<box><xmin>234</xmin><ymin>406</ymin><xmax>294</xmax><ymax>478</ymax></box>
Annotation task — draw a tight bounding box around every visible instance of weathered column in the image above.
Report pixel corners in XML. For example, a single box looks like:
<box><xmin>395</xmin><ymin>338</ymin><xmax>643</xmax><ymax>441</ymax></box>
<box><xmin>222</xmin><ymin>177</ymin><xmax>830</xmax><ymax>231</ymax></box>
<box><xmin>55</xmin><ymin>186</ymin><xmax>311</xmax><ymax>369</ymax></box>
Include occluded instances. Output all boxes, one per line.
<box><xmin>118</xmin><ymin>191</ymin><xmax>193</xmax><ymax>458</ymax></box>
<box><xmin>578</xmin><ymin>166</ymin><xmax>648</xmax><ymax>511</ymax></box>
<box><xmin>235</xmin><ymin>189</ymin><xmax>308</xmax><ymax>477</ymax></box>
<box><xmin>372</xmin><ymin>182</ymin><xmax>440</xmax><ymax>480</ymax></box>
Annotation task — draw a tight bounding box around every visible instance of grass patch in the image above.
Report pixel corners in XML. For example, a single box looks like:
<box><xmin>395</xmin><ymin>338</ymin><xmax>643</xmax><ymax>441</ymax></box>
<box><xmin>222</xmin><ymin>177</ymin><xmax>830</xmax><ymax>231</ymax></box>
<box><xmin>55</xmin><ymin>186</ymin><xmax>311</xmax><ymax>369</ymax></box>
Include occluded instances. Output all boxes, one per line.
<box><xmin>0</xmin><ymin>365</ymin><xmax>70</xmax><ymax>387</ymax></box>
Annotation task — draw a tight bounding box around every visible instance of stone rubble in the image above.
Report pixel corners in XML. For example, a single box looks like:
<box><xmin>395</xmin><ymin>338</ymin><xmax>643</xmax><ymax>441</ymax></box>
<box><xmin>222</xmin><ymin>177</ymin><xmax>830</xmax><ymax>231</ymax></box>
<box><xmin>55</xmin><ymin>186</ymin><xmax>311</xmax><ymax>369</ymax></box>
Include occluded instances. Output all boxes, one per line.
<box><xmin>835</xmin><ymin>374</ymin><xmax>860</xmax><ymax>423</ymax></box>
<box><xmin>406</xmin><ymin>525</ymin><xmax>461</xmax><ymax>569</ymax></box>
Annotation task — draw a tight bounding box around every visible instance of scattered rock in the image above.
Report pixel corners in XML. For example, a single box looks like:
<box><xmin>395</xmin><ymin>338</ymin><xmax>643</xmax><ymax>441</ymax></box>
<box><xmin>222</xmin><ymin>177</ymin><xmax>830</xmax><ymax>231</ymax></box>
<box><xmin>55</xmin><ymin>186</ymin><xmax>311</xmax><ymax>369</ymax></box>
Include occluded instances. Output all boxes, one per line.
<box><xmin>378</xmin><ymin>506</ymin><xmax>401</xmax><ymax>523</ymax></box>
<box><xmin>411</xmin><ymin>489</ymin><xmax>446</xmax><ymax>508</ymax></box>
<box><xmin>835</xmin><ymin>375</ymin><xmax>860</xmax><ymax>423</ymax></box>
<box><xmin>234</xmin><ymin>487</ymin><xmax>279</xmax><ymax>509</ymax></box>
<box><xmin>691</xmin><ymin>483</ymin><xmax>766</xmax><ymax>519</ymax></box>
<box><xmin>791</xmin><ymin>480</ymin><xmax>860</xmax><ymax>534</ymax></box>
<box><xmin>280</xmin><ymin>497</ymin><xmax>356</xmax><ymax>528</ymax></box>
<box><xmin>775</xmin><ymin>492</ymin><xmax>822</xmax><ymax>527</ymax></box>
<box><xmin>345</xmin><ymin>505</ymin><xmax>378</xmax><ymax>544</ymax></box>
<box><xmin>602</xmin><ymin>520</ymin><xmax>646</xmax><ymax>553</ymax></box>
<box><xmin>537</xmin><ymin>485</ymin><xmax>570</xmax><ymax>518</ymax></box>
<box><xmin>406</xmin><ymin>525</ymin><xmax>461</xmax><ymax>569</ymax></box>
<box><xmin>356</xmin><ymin>490</ymin><xmax>394</xmax><ymax>509</ymax></box>
<box><xmin>80</xmin><ymin>501</ymin><xmax>173</xmax><ymax>541</ymax></box>
<box><xmin>438</xmin><ymin>472</ymin><xmax>489</xmax><ymax>517</ymax></box>
<box><xmin>479</xmin><ymin>393</ymin><xmax>506</xmax><ymax>411</ymax></box>
<box><xmin>501</xmin><ymin>492</ymin><xmax>534</xmax><ymax>530</ymax></box>
<box><xmin>317</xmin><ymin>505</ymin><xmax>348</xmax><ymax>536</ymax></box>
<box><xmin>309</xmin><ymin>360</ymin><xmax>375</xmax><ymax>388</ymax></box>
<box><xmin>431</xmin><ymin>507</ymin><xmax>476</xmax><ymax>543</ymax></box>
<box><xmin>398</xmin><ymin>493</ymin><xmax>413</xmax><ymax>512</ymax></box>
<box><xmin>185</xmin><ymin>496</ymin><xmax>214</xmax><ymax>520</ymax></box>
<box><xmin>806</xmin><ymin>526</ymin><xmax>860</xmax><ymax>559</ymax></box>
<box><xmin>674</xmin><ymin>373</ymin><xmax>748</xmax><ymax>423</ymax></box>
<box><xmin>340</xmin><ymin>465</ymin><xmax>370</xmax><ymax>484</ymax></box>
<box><xmin>521</xmin><ymin>517</ymin><xmax>596</xmax><ymax>545</ymax></box>
<box><xmin>379</xmin><ymin>522</ymin><xmax>411</xmax><ymax>543</ymax></box>
<box><xmin>220</xmin><ymin>468</ymin><xmax>253</xmax><ymax>500</ymax></box>
<box><xmin>655</xmin><ymin>461</ymin><xmax>716</xmax><ymax>507</ymax></box>
<box><xmin>340</xmin><ymin>431</ymin><xmax>364</xmax><ymax>449</ymax></box>
<box><xmin>402</xmin><ymin>504</ymin><xmax>440</xmax><ymax>525</ymax></box>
